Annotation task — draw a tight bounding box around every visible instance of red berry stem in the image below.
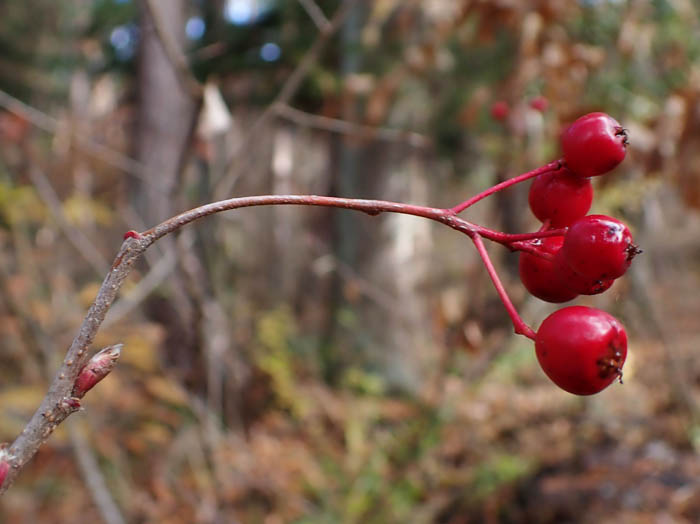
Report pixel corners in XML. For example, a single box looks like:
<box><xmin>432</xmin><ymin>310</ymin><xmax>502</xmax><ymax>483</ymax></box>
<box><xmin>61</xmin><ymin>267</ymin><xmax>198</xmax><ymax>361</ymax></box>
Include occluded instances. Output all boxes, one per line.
<box><xmin>471</xmin><ymin>234</ymin><xmax>536</xmax><ymax>340</ymax></box>
<box><xmin>509</xmin><ymin>240</ymin><xmax>555</xmax><ymax>261</ymax></box>
<box><xmin>487</xmin><ymin>227</ymin><xmax>567</xmax><ymax>244</ymax></box>
<box><xmin>538</xmin><ymin>219</ymin><xmax>551</xmax><ymax>232</ymax></box>
<box><xmin>449</xmin><ymin>159</ymin><xmax>563</xmax><ymax>215</ymax></box>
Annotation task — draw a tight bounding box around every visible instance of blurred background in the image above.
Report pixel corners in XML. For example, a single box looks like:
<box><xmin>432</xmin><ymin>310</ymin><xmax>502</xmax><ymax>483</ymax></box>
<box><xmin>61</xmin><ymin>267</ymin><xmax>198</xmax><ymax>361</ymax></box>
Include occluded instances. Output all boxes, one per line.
<box><xmin>0</xmin><ymin>0</ymin><xmax>699</xmax><ymax>522</ymax></box>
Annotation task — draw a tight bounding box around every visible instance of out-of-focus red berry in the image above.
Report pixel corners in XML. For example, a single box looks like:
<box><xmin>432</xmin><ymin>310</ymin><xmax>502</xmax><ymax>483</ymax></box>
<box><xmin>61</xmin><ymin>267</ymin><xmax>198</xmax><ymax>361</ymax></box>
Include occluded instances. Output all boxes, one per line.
<box><xmin>529</xmin><ymin>96</ymin><xmax>549</xmax><ymax>112</ymax></box>
<box><xmin>490</xmin><ymin>101</ymin><xmax>509</xmax><ymax>122</ymax></box>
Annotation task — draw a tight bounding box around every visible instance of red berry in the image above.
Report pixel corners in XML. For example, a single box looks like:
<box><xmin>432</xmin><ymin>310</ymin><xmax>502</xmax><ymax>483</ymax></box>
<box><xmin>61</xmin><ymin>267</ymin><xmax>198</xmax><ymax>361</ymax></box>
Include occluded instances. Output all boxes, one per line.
<box><xmin>529</xmin><ymin>95</ymin><xmax>549</xmax><ymax>112</ymax></box>
<box><xmin>490</xmin><ymin>101</ymin><xmax>509</xmax><ymax>122</ymax></box>
<box><xmin>535</xmin><ymin>306</ymin><xmax>627</xmax><ymax>395</ymax></box>
<box><xmin>528</xmin><ymin>168</ymin><xmax>593</xmax><ymax>227</ymax></box>
<box><xmin>562</xmin><ymin>214</ymin><xmax>640</xmax><ymax>280</ymax></box>
<box><xmin>561</xmin><ymin>112</ymin><xmax>628</xmax><ymax>177</ymax></box>
<box><xmin>549</xmin><ymin>246</ymin><xmax>616</xmax><ymax>296</ymax></box>
<box><xmin>519</xmin><ymin>236</ymin><xmax>579</xmax><ymax>303</ymax></box>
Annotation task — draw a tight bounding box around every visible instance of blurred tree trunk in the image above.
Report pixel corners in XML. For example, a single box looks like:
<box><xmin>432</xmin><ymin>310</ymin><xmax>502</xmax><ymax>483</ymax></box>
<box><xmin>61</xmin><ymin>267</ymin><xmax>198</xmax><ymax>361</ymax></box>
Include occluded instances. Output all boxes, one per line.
<box><xmin>324</xmin><ymin>3</ymin><xmax>432</xmax><ymax>391</ymax></box>
<box><xmin>322</xmin><ymin>1</ymin><xmax>368</xmax><ymax>384</ymax></box>
<box><xmin>134</xmin><ymin>0</ymin><xmax>196</xmax><ymax>225</ymax></box>
<box><xmin>133</xmin><ymin>0</ymin><xmax>203</xmax><ymax>385</ymax></box>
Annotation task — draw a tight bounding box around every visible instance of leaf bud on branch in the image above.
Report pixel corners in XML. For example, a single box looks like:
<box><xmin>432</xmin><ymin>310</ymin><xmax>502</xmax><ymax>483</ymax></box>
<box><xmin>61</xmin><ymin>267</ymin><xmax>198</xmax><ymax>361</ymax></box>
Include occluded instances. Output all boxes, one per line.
<box><xmin>71</xmin><ymin>344</ymin><xmax>123</xmax><ymax>399</ymax></box>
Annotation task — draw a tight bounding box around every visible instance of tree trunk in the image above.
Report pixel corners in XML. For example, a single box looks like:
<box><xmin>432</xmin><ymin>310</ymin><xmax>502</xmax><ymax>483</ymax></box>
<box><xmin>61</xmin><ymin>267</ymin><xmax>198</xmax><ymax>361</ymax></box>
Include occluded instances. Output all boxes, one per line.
<box><xmin>134</xmin><ymin>0</ymin><xmax>197</xmax><ymax>225</ymax></box>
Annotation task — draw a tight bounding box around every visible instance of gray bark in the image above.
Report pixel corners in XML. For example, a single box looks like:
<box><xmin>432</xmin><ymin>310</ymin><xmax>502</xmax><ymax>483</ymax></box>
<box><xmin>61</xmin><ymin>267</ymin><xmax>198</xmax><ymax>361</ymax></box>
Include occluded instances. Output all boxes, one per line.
<box><xmin>134</xmin><ymin>0</ymin><xmax>197</xmax><ymax>225</ymax></box>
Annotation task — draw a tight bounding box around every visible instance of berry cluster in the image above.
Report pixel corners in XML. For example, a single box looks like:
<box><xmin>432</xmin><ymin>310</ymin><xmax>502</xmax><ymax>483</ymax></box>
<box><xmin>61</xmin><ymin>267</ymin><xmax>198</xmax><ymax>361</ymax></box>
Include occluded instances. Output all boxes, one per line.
<box><xmin>457</xmin><ymin>112</ymin><xmax>638</xmax><ymax>395</ymax></box>
<box><xmin>525</xmin><ymin>113</ymin><xmax>637</xmax><ymax>394</ymax></box>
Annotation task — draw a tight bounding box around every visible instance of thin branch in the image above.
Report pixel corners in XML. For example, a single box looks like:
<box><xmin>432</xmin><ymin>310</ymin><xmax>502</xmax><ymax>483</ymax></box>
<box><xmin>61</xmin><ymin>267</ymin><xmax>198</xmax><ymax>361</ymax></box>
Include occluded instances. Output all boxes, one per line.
<box><xmin>275</xmin><ymin>103</ymin><xmax>431</xmax><ymax>148</ymax></box>
<box><xmin>68</xmin><ymin>421</ymin><xmax>126</xmax><ymax>524</ymax></box>
<box><xmin>102</xmin><ymin>236</ymin><xmax>184</xmax><ymax>328</ymax></box>
<box><xmin>296</xmin><ymin>0</ymin><xmax>331</xmax><ymax>31</ymax></box>
<box><xmin>142</xmin><ymin>0</ymin><xmax>203</xmax><ymax>98</ymax></box>
<box><xmin>451</xmin><ymin>160</ymin><xmax>562</xmax><ymax>214</ymax></box>
<box><xmin>214</xmin><ymin>0</ymin><xmax>360</xmax><ymax>197</ymax></box>
<box><xmin>0</xmin><ymin>191</ymin><xmax>552</xmax><ymax>493</ymax></box>
<box><xmin>28</xmin><ymin>166</ymin><xmax>110</xmax><ymax>276</ymax></box>
<box><xmin>139</xmin><ymin>194</ymin><xmax>562</xmax><ymax>247</ymax></box>
<box><xmin>0</xmin><ymin>88</ymin><xmax>155</xmax><ymax>185</ymax></box>
<box><xmin>1</xmin><ymin>238</ymin><xmax>143</xmax><ymax>493</ymax></box>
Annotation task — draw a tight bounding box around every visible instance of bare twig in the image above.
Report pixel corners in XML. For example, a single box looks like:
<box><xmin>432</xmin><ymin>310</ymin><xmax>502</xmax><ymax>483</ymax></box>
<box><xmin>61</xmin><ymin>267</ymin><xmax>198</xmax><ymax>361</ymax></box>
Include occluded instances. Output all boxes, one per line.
<box><xmin>1</xmin><ymin>235</ymin><xmax>143</xmax><ymax>492</ymax></box>
<box><xmin>27</xmin><ymin>166</ymin><xmax>110</xmax><ymax>276</ymax></box>
<box><xmin>214</xmin><ymin>0</ymin><xmax>360</xmax><ymax>197</ymax></box>
<box><xmin>0</xmin><ymin>192</ymin><xmax>554</xmax><ymax>493</ymax></box>
<box><xmin>102</xmin><ymin>233</ymin><xmax>193</xmax><ymax>328</ymax></box>
<box><xmin>0</xmin><ymin>88</ymin><xmax>155</xmax><ymax>185</ymax></box>
<box><xmin>69</xmin><ymin>421</ymin><xmax>127</xmax><ymax>524</ymax></box>
<box><xmin>296</xmin><ymin>0</ymin><xmax>331</xmax><ymax>31</ymax></box>
<box><xmin>275</xmin><ymin>103</ymin><xmax>432</xmax><ymax>148</ymax></box>
<box><xmin>142</xmin><ymin>0</ymin><xmax>203</xmax><ymax>98</ymax></box>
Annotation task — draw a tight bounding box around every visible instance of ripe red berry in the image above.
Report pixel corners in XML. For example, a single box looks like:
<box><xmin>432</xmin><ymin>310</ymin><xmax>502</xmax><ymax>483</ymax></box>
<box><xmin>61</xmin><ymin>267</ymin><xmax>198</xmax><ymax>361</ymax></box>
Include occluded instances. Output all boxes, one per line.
<box><xmin>519</xmin><ymin>237</ymin><xmax>579</xmax><ymax>303</ymax></box>
<box><xmin>549</xmin><ymin>246</ymin><xmax>616</xmax><ymax>296</ymax></box>
<box><xmin>562</xmin><ymin>214</ymin><xmax>640</xmax><ymax>281</ymax></box>
<box><xmin>535</xmin><ymin>306</ymin><xmax>627</xmax><ymax>395</ymax></box>
<box><xmin>529</xmin><ymin>95</ymin><xmax>548</xmax><ymax>113</ymax></box>
<box><xmin>490</xmin><ymin>101</ymin><xmax>509</xmax><ymax>122</ymax></box>
<box><xmin>528</xmin><ymin>168</ymin><xmax>593</xmax><ymax>227</ymax></box>
<box><xmin>561</xmin><ymin>112</ymin><xmax>628</xmax><ymax>177</ymax></box>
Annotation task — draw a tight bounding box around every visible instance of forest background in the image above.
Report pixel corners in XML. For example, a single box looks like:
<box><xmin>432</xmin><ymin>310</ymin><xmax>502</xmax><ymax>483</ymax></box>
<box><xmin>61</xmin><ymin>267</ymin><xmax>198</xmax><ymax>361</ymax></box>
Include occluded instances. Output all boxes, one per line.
<box><xmin>1</xmin><ymin>0</ymin><xmax>700</xmax><ymax>522</ymax></box>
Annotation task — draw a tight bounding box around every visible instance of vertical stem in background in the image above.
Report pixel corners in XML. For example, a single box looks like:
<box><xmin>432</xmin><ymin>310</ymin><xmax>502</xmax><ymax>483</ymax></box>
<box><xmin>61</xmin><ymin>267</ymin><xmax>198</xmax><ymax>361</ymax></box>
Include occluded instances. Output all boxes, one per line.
<box><xmin>135</xmin><ymin>0</ymin><xmax>204</xmax><ymax>394</ymax></box>
<box><xmin>134</xmin><ymin>0</ymin><xmax>197</xmax><ymax>225</ymax></box>
<box><xmin>336</xmin><ymin>0</ymin><xmax>367</xmax><ymax>268</ymax></box>
<box><xmin>324</xmin><ymin>0</ymin><xmax>369</xmax><ymax>383</ymax></box>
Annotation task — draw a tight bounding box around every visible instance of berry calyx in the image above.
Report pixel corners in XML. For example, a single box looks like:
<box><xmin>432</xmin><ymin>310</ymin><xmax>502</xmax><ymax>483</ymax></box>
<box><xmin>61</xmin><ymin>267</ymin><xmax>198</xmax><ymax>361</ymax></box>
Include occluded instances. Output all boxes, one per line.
<box><xmin>561</xmin><ymin>112</ymin><xmax>628</xmax><ymax>177</ymax></box>
<box><xmin>519</xmin><ymin>236</ymin><xmax>579</xmax><ymax>303</ymax></box>
<box><xmin>528</xmin><ymin>168</ymin><xmax>593</xmax><ymax>227</ymax></box>
<box><xmin>562</xmin><ymin>214</ymin><xmax>640</xmax><ymax>281</ymax></box>
<box><xmin>535</xmin><ymin>306</ymin><xmax>627</xmax><ymax>395</ymax></box>
<box><xmin>490</xmin><ymin>101</ymin><xmax>509</xmax><ymax>122</ymax></box>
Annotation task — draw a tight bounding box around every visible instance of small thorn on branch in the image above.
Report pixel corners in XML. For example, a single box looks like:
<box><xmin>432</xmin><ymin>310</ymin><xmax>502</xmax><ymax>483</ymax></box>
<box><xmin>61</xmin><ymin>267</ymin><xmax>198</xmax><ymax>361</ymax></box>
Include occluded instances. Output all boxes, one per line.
<box><xmin>72</xmin><ymin>344</ymin><xmax>123</xmax><ymax>399</ymax></box>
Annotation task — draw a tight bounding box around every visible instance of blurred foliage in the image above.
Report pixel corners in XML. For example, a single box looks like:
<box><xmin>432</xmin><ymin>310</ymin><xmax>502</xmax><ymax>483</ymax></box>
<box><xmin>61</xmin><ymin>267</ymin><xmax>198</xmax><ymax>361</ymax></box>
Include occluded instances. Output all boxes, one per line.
<box><xmin>0</xmin><ymin>0</ymin><xmax>699</xmax><ymax>523</ymax></box>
